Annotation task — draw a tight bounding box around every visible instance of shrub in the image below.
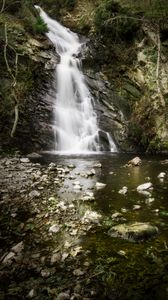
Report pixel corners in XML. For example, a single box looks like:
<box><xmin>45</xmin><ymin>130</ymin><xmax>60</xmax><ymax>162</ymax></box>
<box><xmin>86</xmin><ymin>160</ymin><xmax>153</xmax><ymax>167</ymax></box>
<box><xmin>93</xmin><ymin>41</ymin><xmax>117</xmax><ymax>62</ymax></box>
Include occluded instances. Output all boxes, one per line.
<box><xmin>94</xmin><ymin>0</ymin><xmax>140</xmax><ymax>39</ymax></box>
<box><xmin>32</xmin><ymin>15</ymin><xmax>48</xmax><ymax>34</ymax></box>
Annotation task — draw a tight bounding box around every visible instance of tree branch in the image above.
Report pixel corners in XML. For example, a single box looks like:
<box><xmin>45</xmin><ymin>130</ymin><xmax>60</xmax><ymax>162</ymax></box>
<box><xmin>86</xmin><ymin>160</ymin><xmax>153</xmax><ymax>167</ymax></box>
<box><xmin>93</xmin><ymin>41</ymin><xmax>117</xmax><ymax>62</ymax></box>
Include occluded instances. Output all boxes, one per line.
<box><xmin>0</xmin><ymin>0</ymin><xmax>5</xmax><ymax>13</ymax></box>
<box><xmin>4</xmin><ymin>23</ymin><xmax>19</xmax><ymax>137</ymax></box>
<box><xmin>156</xmin><ymin>25</ymin><xmax>165</xmax><ymax>107</ymax></box>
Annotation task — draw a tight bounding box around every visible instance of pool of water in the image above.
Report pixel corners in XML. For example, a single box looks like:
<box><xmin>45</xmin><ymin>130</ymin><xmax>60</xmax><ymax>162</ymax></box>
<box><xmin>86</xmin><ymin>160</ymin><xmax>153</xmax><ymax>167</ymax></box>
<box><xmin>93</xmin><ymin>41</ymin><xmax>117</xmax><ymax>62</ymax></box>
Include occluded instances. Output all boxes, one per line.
<box><xmin>41</xmin><ymin>152</ymin><xmax>168</xmax><ymax>299</ymax></box>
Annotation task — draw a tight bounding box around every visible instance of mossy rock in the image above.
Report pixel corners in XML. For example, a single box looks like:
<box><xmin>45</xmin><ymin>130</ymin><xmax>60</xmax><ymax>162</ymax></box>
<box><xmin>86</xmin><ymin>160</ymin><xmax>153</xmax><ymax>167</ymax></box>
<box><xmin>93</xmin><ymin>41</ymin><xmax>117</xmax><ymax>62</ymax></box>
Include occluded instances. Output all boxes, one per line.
<box><xmin>108</xmin><ymin>222</ymin><xmax>158</xmax><ymax>242</ymax></box>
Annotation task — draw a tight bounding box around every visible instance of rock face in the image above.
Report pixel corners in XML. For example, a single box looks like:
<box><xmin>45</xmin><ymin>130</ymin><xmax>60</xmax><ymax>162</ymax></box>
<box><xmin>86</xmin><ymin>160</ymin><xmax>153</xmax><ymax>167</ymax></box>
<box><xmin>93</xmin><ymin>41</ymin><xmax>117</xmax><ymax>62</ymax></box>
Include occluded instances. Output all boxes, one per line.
<box><xmin>0</xmin><ymin>8</ymin><xmax>59</xmax><ymax>153</ymax></box>
<box><xmin>108</xmin><ymin>222</ymin><xmax>158</xmax><ymax>242</ymax></box>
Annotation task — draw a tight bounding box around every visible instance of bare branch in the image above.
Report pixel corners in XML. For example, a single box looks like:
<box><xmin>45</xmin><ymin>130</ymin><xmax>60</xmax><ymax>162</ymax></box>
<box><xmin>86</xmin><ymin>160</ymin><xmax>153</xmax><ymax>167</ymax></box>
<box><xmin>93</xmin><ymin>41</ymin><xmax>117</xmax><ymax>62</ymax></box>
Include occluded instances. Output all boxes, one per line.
<box><xmin>10</xmin><ymin>95</ymin><xmax>19</xmax><ymax>138</ymax></box>
<box><xmin>0</xmin><ymin>0</ymin><xmax>5</xmax><ymax>13</ymax></box>
<box><xmin>4</xmin><ymin>23</ymin><xmax>19</xmax><ymax>137</ymax></box>
<box><xmin>156</xmin><ymin>25</ymin><xmax>165</xmax><ymax>107</ymax></box>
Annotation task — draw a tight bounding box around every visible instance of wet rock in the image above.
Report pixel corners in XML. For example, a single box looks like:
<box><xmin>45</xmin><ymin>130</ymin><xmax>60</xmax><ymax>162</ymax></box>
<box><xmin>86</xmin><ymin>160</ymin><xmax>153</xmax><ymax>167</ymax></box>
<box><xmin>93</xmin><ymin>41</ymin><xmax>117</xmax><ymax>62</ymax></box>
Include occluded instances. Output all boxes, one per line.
<box><xmin>128</xmin><ymin>157</ymin><xmax>141</xmax><ymax>166</ymax></box>
<box><xmin>86</xmin><ymin>169</ymin><xmax>96</xmax><ymax>176</ymax></box>
<box><xmin>133</xmin><ymin>205</ymin><xmax>141</xmax><ymax>211</ymax></box>
<box><xmin>73</xmin><ymin>268</ymin><xmax>85</xmax><ymax>276</ymax></box>
<box><xmin>145</xmin><ymin>198</ymin><xmax>155</xmax><ymax>204</ymax></box>
<box><xmin>68</xmin><ymin>164</ymin><xmax>75</xmax><ymax>169</ymax></box>
<box><xmin>81</xmin><ymin>192</ymin><xmax>95</xmax><ymax>201</ymax></box>
<box><xmin>41</xmin><ymin>269</ymin><xmax>50</xmax><ymax>278</ymax></box>
<box><xmin>2</xmin><ymin>252</ymin><xmax>15</xmax><ymax>264</ymax></box>
<box><xmin>118</xmin><ymin>186</ymin><xmax>128</xmax><ymax>195</ymax></box>
<box><xmin>138</xmin><ymin>190</ymin><xmax>152</xmax><ymax>197</ymax></box>
<box><xmin>27</xmin><ymin>152</ymin><xmax>42</xmax><ymax>159</ymax></box>
<box><xmin>11</xmin><ymin>241</ymin><xmax>24</xmax><ymax>254</ymax></box>
<box><xmin>70</xmin><ymin>293</ymin><xmax>82</xmax><ymax>300</ymax></box>
<box><xmin>109</xmin><ymin>222</ymin><xmax>158</xmax><ymax>242</ymax></box>
<box><xmin>20</xmin><ymin>157</ymin><xmax>30</xmax><ymax>163</ymax></box>
<box><xmin>29</xmin><ymin>190</ymin><xmax>40</xmax><ymax>198</ymax></box>
<box><xmin>27</xmin><ymin>289</ymin><xmax>36</xmax><ymax>298</ymax></box>
<box><xmin>137</xmin><ymin>182</ymin><xmax>153</xmax><ymax>192</ymax></box>
<box><xmin>111</xmin><ymin>212</ymin><xmax>123</xmax><ymax>219</ymax></box>
<box><xmin>73</xmin><ymin>184</ymin><xmax>82</xmax><ymax>190</ymax></box>
<box><xmin>56</xmin><ymin>293</ymin><xmax>70</xmax><ymax>300</ymax></box>
<box><xmin>49</xmin><ymin>224</ymin><xmax>60</xmax><ymax>233</ymax></box>
<box><xmin>118</xmin><ymin>250</ymin><xmax>126</xmax><ymax>257</ymax></box>
<box><xmin>82</xmin><ymin>210</ymin><xmax>101</xmax><ymax>224</ymax></box>
<box><xmin>95</xmin><ymin>182</ymin><xmax>106</xmax><ymax>190</ymax></box>
<box><xmin>93</xmin><ymin>163</ymin><xmax>102</xmax><ymax>168</ymax></box>
<box><xmin>158</xmin><ymin>172</ymin><xmax>166</xmax><ymax>179</ymax></box>
<box><xmin>51</xmin><ymin>253</ymin><xmax>62</xmax><ymax>265</ymax></box>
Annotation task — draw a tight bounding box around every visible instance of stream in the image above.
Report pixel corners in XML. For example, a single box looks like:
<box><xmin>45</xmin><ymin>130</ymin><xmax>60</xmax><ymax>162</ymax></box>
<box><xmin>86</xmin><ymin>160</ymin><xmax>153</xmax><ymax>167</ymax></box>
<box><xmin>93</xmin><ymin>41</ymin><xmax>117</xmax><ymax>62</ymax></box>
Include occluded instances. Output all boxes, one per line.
<box><xmin>1</xmin><ymin>153</ymin><xmax>168</xmax><ymax>299</ymax></box>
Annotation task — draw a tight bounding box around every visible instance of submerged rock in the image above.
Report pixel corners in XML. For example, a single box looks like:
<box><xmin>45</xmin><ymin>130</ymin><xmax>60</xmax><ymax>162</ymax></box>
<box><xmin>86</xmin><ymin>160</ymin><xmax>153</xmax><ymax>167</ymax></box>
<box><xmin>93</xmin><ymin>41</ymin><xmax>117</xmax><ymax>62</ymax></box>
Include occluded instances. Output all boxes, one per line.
<box><xmin>158</xmin><ymin>172</ymin><xmax>166</xmax><ymax>179</ymax></box>
<box><xmin>128</xmin><ymin>157</ymin><xmax>141</xmax><ymax>166</ymax></box>
<box><xmin>95</xmin><ymin>182</ymin><xmax>106</xmax><ymax>190</ymax></box>
<box><xmin>137</xmin><ymin>182</ymin><xmax>152</xmax><ymax>191</ymax></box>
<box><xmin>108</xmin><ymin>222</ymin><xmax>158</xmax><ymax>242</ymax></box>
<box><xmin>118</xmin><ymin>186</ymin><xmax>128</xmax><ymax>195</ymax></box>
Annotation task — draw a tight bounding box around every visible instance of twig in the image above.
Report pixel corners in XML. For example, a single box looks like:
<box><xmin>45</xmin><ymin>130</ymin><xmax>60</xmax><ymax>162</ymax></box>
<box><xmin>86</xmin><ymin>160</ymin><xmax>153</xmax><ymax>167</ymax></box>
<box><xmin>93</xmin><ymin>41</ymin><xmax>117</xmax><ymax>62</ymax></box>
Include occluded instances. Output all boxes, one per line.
<box><xmin>4</xmin><ymin>23</ymin><xmax>19</xmax><ymax>137</ymax></box>
<box><xmin>0</xmin><ymin>0</ymin><xmax>5</xmax><ymax>13</ymax></box>
<box><xmin>10</xmin><ymin>94</ymin><xmax>19</xmax><ymax>138</ymax></box>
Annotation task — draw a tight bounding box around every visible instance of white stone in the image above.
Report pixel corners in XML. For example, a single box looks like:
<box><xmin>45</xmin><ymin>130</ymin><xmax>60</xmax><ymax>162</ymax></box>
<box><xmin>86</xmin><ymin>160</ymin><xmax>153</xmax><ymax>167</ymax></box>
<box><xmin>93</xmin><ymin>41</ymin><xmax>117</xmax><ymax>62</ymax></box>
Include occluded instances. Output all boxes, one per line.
<box><xmin>73</xmin><ymin>268</ymin><xmax>85</xmax><ymax>276</ymax></box>
<box><xmin>93</xmin><ymin>163</ymin><xmax>102</xmax><ymax>168</ymax></box>
<box><xmin>73</xmin><ymin>181</ymin><xmax>80</xmax><ymax>185</ymax></box>
<box><xmin>158</xmin><ymin>172</ymin><xmax>166</xmax><ymax>179</ymax></box>
<box><xmin>112</xmin><ymin>212</ymin><xmax>122</xmax><ymax>219</ymax></box>
<box><xmin>73</xmin><ymin>185</ymin><xmax>82</xmax><ymax>190</ymax></box>
<box><xmin>49</xmin><ymin>224</ymin><xmax>60</xmax><ymax>233</ymax></box>
<box><xmin>118</xmin><ymin>186</ymin><xmax>128</xmax><ymax>195</ymax></box>
<box><xmin>51</xmin><ymin>253</ymin><xmax>61</xmax><ymax>264</ymax></box>
<box><xmin>20</xmin><ymin>157</ymin><xmax>30</xmax><ymax>163</ymax></box>
<box><xmin>27</xmin><ymin>289</ymin><xmax>35</xmax><ymax>298</ymax></box>
<box><xmin>11</xmin><ymin>241</ymin><xmax>24</xmax><ymax>254</ymax></box>
<box><xmin>29</xmin><ymin>190</ymin><xmax>40</xmax><ymax>198</ymax></box>
<box><xmin>137</xmin><ymin>182</ymin><xmax>152</xmax><ymax>191</ymax></box>
<box><xmin>133</xmin><ymin>205</ymin><xmax>141</xmax><ymax>211</ymax></box>
<box><xmin>41</xmin><ymin>269</ymin><xmax>50</xmax><ymax>278</ymax></box>
<box><xmin>2</xmin><ymin>252</ymin><xmax>15</xmax><ymax>264</ymax></box>
<box><xmin>128</xmin><ymin>156</ymin><xmax>141</xmax><ymax>166</ymax></box>
<box><xmin>82</xmin><ymin>210</ymin><xmax>101</xmax><ymax>224</ymax></box>
<box><xmin>95</xmin><ymin>182</ymin><xmax>106</xmax><ymax>189</ymax></box>
<box><xmin>145</xmin><ymin>198</ymin><xmax>155</xmax><ymax>204</ymax></box>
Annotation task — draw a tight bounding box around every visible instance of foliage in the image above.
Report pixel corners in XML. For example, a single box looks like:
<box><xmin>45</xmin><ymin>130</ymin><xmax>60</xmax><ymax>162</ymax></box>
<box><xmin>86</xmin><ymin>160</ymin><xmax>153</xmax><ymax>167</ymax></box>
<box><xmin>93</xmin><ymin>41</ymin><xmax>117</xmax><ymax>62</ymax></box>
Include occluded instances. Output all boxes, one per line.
<box><xmin>94</xmin><ymin>0</ymin><xmax>140</xmax><ymax>39</ymax></box>
<box><xmin>32</xmin><ymin>15</ymin><xmax>48</xmax><ymax>34</ymax></box>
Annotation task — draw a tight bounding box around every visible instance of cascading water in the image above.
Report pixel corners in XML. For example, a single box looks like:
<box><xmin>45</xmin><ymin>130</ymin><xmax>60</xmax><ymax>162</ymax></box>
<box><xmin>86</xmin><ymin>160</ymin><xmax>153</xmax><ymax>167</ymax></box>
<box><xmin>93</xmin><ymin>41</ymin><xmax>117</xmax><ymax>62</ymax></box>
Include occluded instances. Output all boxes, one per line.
<box><xmin>35</xmin><ymin>6</ymin><xmax>117</xmax><ymax>154</ymax></box>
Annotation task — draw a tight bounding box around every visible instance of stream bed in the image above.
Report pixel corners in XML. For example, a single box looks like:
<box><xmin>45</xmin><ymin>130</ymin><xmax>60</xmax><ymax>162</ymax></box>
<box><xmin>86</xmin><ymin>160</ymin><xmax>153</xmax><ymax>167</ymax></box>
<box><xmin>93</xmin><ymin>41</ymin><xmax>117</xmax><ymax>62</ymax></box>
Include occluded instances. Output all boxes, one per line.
<box><xmin>0</xmin><ymin>153</ymin><xmax>168</xmax><ymax>299</ymax></box>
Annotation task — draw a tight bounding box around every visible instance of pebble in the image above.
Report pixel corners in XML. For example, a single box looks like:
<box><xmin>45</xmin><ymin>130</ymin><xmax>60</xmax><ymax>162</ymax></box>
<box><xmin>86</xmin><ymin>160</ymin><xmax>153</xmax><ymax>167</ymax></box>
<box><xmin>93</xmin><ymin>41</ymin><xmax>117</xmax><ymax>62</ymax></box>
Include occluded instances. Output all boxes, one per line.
<box><xmin>27</xmin><ymin>289</ymin><xmax>36</xmax><ymax>298</ymax></box>
<box><xmin>145</xmin><ymin>198</ymin><xmax>155</xmax><ymax>204</ymax></box>
<box><xmin>20</xmin><ymin>157</ymin><xmax>30</xmax><ymax>163</ymax></box>
<box><xmin>118</xmin><ymin>186</ymin><xmax>128</xmax><ymax>195</ymax></box>
<box><xmin>49</xmin><ymin>224</ymin><xmax>60</xmax><ymax>233</ymax></box>
<box><xmin>95</xmin><ymin>182</ymin><xmax>106</xmax><ymax>189</ymax></box>
<box><xmin>158</xmin><ymin>172</ymin><xmax>166</xmax><ymax>179</ymax></box>
<box><xmin>29</xmin><ymin>190</ymin><xmax>40</xmax><ymax>198</ymax></box>
<box><xmin>93</xmin><ymin>163</ymin><xmax>102</xmax><ymax>168</ymax></box>
<box><xmin>41</xmin><ymin>269</ymin><xmax>50</xmax><ymax>278</ymax></box>
<box><xmin>133</xmin><ymin>205</ymin><xmax>141</xmax><ymax>211</ymax></box>
<box><xmin>73</xmin><ymin>268</ymin><xmax>85</xmax><ymax>276</ymax></box>
<box><xmin>51</xmin><ymin>253</ymin><xmax>62</xmax><ymax>265</ymax></box>
<box><xmin>56</xmin><ymin>293</ymin><xmax>70</xmax><ymax>300</ymax></box>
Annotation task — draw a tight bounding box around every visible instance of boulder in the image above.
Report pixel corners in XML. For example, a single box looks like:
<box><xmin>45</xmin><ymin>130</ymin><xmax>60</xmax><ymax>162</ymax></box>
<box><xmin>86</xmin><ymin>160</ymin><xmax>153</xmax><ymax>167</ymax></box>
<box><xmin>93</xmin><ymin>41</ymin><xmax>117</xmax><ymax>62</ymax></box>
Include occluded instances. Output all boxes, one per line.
<box><xmin>108</xmin><ymin>222</ymin><xmax>158</xmax><ymax>242</ymax></box>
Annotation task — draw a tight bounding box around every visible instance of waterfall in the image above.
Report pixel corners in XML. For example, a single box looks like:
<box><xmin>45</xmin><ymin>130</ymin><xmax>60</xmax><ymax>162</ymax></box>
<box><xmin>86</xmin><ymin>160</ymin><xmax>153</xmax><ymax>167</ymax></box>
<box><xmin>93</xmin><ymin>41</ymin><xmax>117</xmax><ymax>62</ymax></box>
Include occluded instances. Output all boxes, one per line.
<box><xmin>35</xmin><ymin>6</ymin><xmax>117</xmax><ymax>154</ymax></box>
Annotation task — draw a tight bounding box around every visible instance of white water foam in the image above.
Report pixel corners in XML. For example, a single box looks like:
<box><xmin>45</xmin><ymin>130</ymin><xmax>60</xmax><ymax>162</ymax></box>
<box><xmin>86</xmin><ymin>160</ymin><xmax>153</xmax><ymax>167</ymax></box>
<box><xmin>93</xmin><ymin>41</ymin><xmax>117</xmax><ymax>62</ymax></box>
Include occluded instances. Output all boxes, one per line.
<box><xmin>35</xmin><ymin>6</ymin><xmax>117</xmax><ymax>154</ymax></box>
